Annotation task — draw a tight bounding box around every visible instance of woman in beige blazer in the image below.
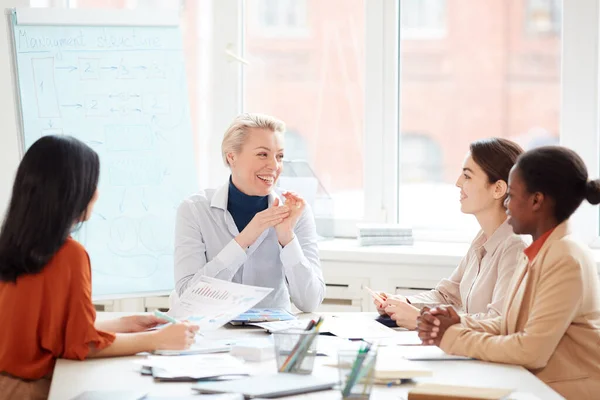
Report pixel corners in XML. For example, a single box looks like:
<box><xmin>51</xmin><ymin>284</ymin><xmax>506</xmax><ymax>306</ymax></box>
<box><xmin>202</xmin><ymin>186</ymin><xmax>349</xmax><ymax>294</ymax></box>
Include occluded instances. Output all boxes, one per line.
<box><xmin>417</xmin><ymin>146</ymin><xmax>600</xmax><ymax>399</ymax></box>
<box><xmin>376</xmin><ymin>138</ymin><xmax>526</xmax><ymax>329</ymax></box>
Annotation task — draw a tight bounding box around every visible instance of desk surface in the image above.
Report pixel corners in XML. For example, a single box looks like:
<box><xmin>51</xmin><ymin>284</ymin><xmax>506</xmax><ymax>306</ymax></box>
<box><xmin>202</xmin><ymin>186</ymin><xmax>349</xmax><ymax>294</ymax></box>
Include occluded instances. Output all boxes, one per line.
<box><xmin>49</xmin><ymin>312</ymin><xmax>563</xmax><ymax>400</ymax></box>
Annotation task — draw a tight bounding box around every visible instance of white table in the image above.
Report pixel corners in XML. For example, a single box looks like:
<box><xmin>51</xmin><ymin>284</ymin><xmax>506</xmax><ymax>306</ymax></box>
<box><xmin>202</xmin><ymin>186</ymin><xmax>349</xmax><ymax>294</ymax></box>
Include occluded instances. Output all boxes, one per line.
<box><xmin>48</xmin><ymin>313</ymin><xmax>563</xmax><ymax>400</ymax></box>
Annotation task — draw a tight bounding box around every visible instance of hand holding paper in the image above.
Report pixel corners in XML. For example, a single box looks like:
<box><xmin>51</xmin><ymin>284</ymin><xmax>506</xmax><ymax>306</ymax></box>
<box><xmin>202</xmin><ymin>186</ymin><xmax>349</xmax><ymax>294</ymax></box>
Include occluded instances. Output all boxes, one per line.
<box><xmin>168</xmin><ymin>276</ymin><xmax>273</xmax><ymax>331</ymax></box>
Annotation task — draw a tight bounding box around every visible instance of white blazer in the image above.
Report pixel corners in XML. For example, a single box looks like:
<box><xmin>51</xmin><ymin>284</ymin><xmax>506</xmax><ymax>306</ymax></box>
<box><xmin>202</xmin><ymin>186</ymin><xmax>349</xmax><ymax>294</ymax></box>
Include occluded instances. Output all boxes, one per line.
<box><xmin>172</xmin><ymin>182</ymin><xmax>325</xmax><ymax>312</ymax></box>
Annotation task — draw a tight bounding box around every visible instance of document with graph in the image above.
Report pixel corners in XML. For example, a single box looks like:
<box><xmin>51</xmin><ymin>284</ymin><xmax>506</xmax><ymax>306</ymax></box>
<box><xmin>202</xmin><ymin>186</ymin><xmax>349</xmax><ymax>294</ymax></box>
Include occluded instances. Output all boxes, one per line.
<box><xmin>168</xmin><ymin>276</ymin><xmax>273</xmax><ymax>331</ymax></box>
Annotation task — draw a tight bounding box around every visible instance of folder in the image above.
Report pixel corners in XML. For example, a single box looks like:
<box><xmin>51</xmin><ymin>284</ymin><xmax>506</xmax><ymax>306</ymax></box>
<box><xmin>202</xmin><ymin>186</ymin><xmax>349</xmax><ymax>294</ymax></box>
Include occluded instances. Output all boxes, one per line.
<box><xmin>193</xmin><ymin>374</ymin><xmax>336</xmax><ymax>398</ymax></box>
<box><xmin>407</xmin><ymin>383</ymin><xmax>514</xmax><ymax>400</ymax></box>
<box><xmin>229</xmin><ymin>308</ymin><xmax>296</xmax><ymax>325</ymax></box>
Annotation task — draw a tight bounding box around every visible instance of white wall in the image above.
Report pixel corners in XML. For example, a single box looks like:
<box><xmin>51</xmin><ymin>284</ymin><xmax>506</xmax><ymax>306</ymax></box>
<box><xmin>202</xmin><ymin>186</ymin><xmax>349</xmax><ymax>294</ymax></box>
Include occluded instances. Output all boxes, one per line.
<box><xmin>0</xmin><ymin>1</ymin><xmax>28</xmax><ymax>218</ymax></box>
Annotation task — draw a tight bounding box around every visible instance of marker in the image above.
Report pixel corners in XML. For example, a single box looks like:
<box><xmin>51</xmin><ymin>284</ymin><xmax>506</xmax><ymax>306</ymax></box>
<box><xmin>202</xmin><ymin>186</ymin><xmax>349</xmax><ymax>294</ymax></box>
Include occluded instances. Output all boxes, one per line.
<box><xmin>153</xmin><ymin>309</ymin><xmax>179</xmax><ymax>324</ymax></box>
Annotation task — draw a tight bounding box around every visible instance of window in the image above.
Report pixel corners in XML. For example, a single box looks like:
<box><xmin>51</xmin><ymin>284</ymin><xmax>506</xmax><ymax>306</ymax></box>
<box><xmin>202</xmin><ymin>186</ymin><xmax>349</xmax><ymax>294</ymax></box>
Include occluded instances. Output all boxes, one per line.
<box><xmin>65</xmin><ymin>0</ymin><xmax>179</xmax><ymax>8</ymax></box>
<box><xmin>399</xmin><ymin>0</ymin><xmax>562</xmax><ymax>241</ymax></box>
<box><xmin>400</xmin><ymin>134</ymin><xmax>443</xmax><ymax>183</ymax></box>
<box><xmin>40</xmin><ymin>1</ymin><xmax>599</xmax><ymax>244</ymax></box>
<box><xmin>249</xmin><ymin>0</ymin><xmax>309</xmax><ymax>38</ymax></box>
<box><xmin>243</xmin><ymin>0</ymin><xmax>365</xmax><ymax>225</ymax></box>
<box><xmin>527</xmin><ymin>0</ymin><xmax>561</xmax><ymax>35</ymax></box>
<box><xmin>401</xmin><ymin>0</ymin><xmax>446</xmax><ymax>39</ymax></box>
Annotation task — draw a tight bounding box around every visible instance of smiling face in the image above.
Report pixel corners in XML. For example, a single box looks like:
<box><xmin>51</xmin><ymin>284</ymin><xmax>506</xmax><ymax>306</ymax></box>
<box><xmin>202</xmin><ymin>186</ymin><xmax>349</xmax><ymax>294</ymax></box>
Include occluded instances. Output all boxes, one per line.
<box><xmin>228</xmin><ymin>128</ymin><xmax>284</xmax><ymax>196</ymax></box>
<box><xmin>505</xmin><ymin>165</ymin><xmax>536</xmax><ymax>235</ymax></box>
<box><xmin>455</xmin><ymin>153</ymin><xmax>503</xmax><ymax>216</ymax></box>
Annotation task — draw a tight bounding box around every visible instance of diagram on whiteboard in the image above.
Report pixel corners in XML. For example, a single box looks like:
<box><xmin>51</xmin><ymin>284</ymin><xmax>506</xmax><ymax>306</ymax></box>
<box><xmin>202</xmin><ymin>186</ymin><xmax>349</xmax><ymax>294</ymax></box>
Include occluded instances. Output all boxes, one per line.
<box><xmin>12</xmin><ymin>23</ymin><xmax>198</xmax><ymax>296</ymax></box>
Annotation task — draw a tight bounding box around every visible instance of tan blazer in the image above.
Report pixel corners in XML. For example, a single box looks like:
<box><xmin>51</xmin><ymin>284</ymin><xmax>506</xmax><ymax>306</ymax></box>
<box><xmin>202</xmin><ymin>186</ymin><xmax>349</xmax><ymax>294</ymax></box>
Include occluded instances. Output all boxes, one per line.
<box><xmin>440</xmin><ymin>221</ymin><xmax>600</xmax><ymax>400</ymax></box>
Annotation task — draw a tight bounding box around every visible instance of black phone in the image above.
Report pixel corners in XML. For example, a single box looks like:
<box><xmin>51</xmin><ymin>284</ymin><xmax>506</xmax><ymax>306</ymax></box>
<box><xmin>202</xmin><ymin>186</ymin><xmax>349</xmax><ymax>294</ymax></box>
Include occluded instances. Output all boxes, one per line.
<box><xmin>375</xmin><ymin>314</ymin><xmax>398</xmax><ymax>328</ymax></box>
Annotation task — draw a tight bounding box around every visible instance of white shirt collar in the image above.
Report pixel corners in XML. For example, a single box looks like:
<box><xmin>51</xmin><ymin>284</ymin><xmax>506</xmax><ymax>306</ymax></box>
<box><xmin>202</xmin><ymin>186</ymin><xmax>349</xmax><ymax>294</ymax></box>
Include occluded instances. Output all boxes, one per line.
<box><xmin>210</xmin><ymin>180</ymin><xmax>281</xmax><ymax>211</ymax></box>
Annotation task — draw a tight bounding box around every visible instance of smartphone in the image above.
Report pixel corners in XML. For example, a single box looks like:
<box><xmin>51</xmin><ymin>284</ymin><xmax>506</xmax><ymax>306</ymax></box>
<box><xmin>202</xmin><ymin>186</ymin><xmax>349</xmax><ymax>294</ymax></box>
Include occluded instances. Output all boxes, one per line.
<box><xmin>375</xmin><ymin>314</ymin><xmax>398</xmax><ymax>328</ymax></box>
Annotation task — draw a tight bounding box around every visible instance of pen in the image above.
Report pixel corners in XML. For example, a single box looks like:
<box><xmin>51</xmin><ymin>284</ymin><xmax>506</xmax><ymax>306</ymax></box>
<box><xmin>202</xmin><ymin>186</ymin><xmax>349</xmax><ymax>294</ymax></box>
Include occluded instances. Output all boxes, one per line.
<box><xmin>153</xmin><ymin>310</ymin><xmax>179</xmax><ymax>324</ymax></box>
<box><xmin>279</xmin><ymin>320</ymin><xmax>315</xmax><ymax>372</ymax></box>
<box><xmin>365</xmin><ymin>286</ymin><xmax>386</xmax><ymax>304</ymax></box>
<box><xmin>342</xmin><ymin>343</ymin><xmax>371</xmax><ymax>397</ymax></box>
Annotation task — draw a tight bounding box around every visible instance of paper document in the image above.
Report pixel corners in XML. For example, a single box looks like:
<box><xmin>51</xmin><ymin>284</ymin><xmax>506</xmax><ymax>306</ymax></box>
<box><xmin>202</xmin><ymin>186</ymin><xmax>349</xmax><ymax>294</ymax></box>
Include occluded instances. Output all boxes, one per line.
<box><xmin>168</xmin><ymin>276</ymin><xmax>273</xmax><ymax>330</ymax></box>
<box><xmin>251</xmin><ymin>319</ymin><xmax>311</xmax><ymax>332</ymax></box>
<box><xmin>315</xmin><ymin>335</ymin><xmax>360</xmax><ymax>356</ymax></box>
<box><xmin>326</xmin><ymin>354</ymin><xmax>432</xmax><ymax>382</ymax></box>
<box><xmin>393</xmin><ymin>345</ymin><xmax>472</xmax><ymax>360</ymax></box>
<box><xmin>321</xmin><ymin>316</ymin><xmax>398</xmax><ymax>339</ymax></box>
<box><xmin>153</xmin><ymin>337</ymin><xmax>235</xmax><ymax>356</ymax></box>
<box><xmin>136</xmin><ymin>354</ymin><xmax>248</xmax><ymax>380</ymax></box>
<box><xmin>377</xmin><ymin>330</ymin><xmax>422</xmax><ymax>346</ymax></box>
<box><xmin>69</xmin><ymin>391</ymin><xmax>147</xmax><ymax>400</ymax></box>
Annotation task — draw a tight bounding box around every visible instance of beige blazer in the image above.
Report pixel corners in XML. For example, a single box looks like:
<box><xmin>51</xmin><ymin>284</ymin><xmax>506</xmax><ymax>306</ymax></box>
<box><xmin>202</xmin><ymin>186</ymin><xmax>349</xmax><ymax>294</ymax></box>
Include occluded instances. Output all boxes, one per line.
<box><xmin>408</xmin><ymin>221</ymin><xmax>525</xmax><ymax>318</ymax></box>
<box><xmin>440</xmin><ymin>221</ymin><xmax>600</xmax><ymax>399</ymax></box>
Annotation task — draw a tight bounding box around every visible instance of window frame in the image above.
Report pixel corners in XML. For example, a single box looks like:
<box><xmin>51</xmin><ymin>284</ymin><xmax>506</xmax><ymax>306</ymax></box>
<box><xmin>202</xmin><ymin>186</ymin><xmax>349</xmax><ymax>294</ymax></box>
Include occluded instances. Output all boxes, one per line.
<box><xmin>209</xmin><ymin>0</ymin><xmax>600</xmax><ymax>244</ymax></box>
<box><xmin>31</xmin><ymin>0</ymin><xmax>600</xmax><ymax>245</ymax></box>
<box><xmin>561</xmin><ymin>0</ymin><xmax>600</xmax><ymax>246</ymax></box>
<box><xmin>212</xmin><ymin>0</ymin><xmax>399</xmax><ymax>238</ymax></box>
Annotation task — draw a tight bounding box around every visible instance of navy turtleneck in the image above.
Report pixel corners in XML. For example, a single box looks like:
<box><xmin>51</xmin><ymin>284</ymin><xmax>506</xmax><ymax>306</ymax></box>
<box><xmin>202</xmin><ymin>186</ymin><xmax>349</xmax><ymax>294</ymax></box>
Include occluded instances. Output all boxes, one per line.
<box><xmin>227</xmin><ymin>177</ymin><xmax>269</xmax><ymax>233</ymax></box>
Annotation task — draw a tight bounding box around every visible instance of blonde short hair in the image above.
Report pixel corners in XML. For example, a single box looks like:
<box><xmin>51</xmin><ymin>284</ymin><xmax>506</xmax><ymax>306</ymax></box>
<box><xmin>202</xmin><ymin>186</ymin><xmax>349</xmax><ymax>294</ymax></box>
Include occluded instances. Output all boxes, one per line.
<box><xmin>221</xmin><ymin>113</ymin><xmax>286</xmax><ymax>167</ymax></box>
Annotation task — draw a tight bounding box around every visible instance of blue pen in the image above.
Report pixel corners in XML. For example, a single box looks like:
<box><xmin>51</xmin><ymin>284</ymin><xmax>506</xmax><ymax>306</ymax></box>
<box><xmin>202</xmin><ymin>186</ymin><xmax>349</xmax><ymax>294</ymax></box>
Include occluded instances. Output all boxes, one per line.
<box><xmin>153</xmin><ymin>310</ymin><xmax>179</xmax><ymax>324</ymax></box>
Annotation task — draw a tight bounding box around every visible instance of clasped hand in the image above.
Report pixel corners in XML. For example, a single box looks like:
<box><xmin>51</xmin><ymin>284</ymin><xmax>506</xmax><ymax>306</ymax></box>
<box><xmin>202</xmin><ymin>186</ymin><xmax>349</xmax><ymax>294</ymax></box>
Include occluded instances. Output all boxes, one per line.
<box><xmin>235</xmin><ymin>192</ymin><xmax>305</xmax><ymax>248</ymax></box>
<box><xmin>416</xmin><ymin>305</ymin><xmax>461</xmax><ymax>346</ymax></box>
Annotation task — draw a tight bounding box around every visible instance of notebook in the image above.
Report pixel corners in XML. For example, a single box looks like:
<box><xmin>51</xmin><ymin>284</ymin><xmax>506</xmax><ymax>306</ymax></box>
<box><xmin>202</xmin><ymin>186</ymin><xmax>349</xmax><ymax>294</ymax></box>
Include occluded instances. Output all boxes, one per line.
<box><xmin>192</xmin><ymin>374</ymin><xmax>337</xmax><ymax>398</ymax></box>
<box><xmin>153</xmin><ymin>338</ymin><xmax>234</xmax><ymax>355</ymax></box>
<box><xmin>69</xmin><ymin>391</ymin><xmax>147</xmax><ymax>400</ymax></box>
<box><xmin>229</xmin><ymin>308</ymin><xmax>296</xmax><ymax>325</ymax></box>
<box><xmin>407</xmin><ymin>383</ymin><xmax>514</xmax><ymax>400</ymax></box>
<box><xmin>327</xmin><ymin>356</ymin><xmax>432</xmax><ymax>383</ymax></box>
<box><xmin>144</xmin><ymin>396</ymin><xmax>243</xmax><ymax>400</ymax></box>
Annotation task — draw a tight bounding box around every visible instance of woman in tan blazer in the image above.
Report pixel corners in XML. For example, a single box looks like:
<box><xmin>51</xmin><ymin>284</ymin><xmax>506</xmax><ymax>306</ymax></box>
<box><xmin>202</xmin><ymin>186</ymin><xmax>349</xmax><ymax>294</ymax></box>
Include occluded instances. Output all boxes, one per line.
<box><xmin>417</xmin><ymin>146</ymin><xmax>600</xmax><ymax>399</ymax></box>
<box><xmin>376</xmin><ymin>138</ymin><xmax>526</xmax><ymax>329</ymax></box>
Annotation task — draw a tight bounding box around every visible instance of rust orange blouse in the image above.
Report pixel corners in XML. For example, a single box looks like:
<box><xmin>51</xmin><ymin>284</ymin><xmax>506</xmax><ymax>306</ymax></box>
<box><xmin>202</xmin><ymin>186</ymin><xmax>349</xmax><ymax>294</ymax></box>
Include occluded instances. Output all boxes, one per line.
<box><xmin>524</xmin><ymin>228</ymin><xmax>556</xmax><ymax>262</ymax></box>
<box><xmin>0</xmin><ymin>238</ymin><xmax>115</xmax><ymax>379</ymax></box>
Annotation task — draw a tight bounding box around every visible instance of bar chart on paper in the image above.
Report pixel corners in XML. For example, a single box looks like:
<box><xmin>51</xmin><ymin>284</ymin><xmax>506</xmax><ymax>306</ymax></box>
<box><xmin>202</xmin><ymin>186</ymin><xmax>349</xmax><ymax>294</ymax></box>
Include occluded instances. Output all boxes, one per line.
<box><xmin>169</xmin><ymin>277</ymin><xmax>274</xmax><ymax>330</ymax></box>
<box><xmin>8</xmin><ymin>9</ymin><xmax>198</xmax><ymax>297</ymax></box>
<box><xmin>192</xmin><ymin>286</ymin><xmax>231</xmax><ymax>301</ymax></box>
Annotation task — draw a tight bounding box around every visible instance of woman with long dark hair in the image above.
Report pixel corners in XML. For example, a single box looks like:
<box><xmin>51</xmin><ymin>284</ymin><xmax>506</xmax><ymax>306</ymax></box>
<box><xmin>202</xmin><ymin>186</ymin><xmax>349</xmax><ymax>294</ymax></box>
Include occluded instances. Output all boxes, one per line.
<box><xmin>0</xmin><ymin>136</ymin><xmax>198</xmax><ymax>400</ymax></box>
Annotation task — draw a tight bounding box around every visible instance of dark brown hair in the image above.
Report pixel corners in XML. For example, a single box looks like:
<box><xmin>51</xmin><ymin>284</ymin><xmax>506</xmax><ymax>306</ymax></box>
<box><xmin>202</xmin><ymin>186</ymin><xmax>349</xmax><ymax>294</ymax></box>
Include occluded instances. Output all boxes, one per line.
<box><xmin>516</xmin><ymin>146</ymin><xmax>600</xmax><ymax>223</ymax></box>
<box><xmin>470</xmin><ymin>138</ymin><xmax>524</xmax><ymax>185</ymax></box>
<box><xmin>0</xmin><ymin>135</ymin><xmax>99</xmax><ymax>282</ymax></box>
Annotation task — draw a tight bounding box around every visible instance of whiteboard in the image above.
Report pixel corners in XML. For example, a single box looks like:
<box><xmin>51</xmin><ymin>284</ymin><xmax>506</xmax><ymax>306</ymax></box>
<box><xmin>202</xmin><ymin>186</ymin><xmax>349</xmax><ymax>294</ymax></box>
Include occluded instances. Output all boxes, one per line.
<box><xmin>9</xmin><ymin>9</ymin><xmax>197</xmax><ymax>297</ymax></box>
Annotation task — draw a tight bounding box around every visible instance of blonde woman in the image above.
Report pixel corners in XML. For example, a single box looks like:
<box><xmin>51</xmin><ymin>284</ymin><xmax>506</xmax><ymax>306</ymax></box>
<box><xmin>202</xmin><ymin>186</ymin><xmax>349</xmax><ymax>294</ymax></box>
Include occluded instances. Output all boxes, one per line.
<box><xmin>173</xmin><ymin>113</ymin><xmax>325</xmax><ymax>312</ymax></box>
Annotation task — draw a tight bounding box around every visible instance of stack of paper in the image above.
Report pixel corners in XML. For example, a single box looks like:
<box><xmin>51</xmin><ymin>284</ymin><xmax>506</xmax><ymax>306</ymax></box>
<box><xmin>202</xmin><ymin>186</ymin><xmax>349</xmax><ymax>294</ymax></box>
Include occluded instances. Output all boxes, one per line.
<box><xmin>357</xmin><ymin>223</ymin><xmax>413</xmax><ymax>246</ymax></box>
<box><xmin>136</xmin><ymin>354</ymin><xmax>249</xmax><ymax>382</ymax></box>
